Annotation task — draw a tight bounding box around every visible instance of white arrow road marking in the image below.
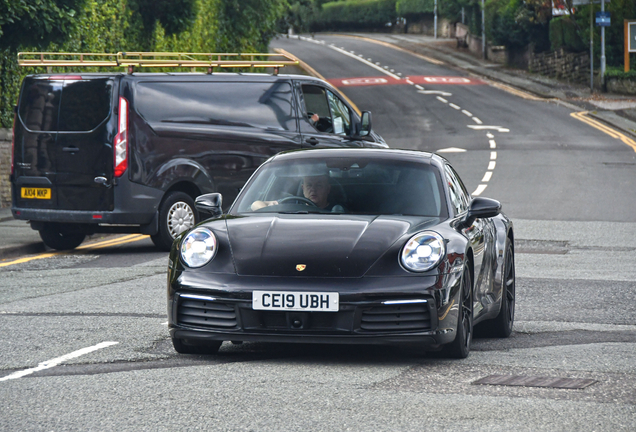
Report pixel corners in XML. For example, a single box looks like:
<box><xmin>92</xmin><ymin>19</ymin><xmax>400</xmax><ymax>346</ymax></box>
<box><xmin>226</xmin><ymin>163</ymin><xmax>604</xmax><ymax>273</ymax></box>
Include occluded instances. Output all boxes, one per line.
<box><xmin>0</xmin><ymin>342</ymin><xmax>119</xmax><ymax>382</ymax></box>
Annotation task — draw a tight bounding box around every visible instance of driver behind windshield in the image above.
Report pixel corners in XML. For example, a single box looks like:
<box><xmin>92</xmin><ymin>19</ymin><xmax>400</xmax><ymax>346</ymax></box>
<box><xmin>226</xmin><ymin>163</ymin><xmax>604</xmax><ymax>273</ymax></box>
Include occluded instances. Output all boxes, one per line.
<box><xmin>251</xmin><ymin>174</ymin><xmax>342</xmax><ymax>211</ymax></box>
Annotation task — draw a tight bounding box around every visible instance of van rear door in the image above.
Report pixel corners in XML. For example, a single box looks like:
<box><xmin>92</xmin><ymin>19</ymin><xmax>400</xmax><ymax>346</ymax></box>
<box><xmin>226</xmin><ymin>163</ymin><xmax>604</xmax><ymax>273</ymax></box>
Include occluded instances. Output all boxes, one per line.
<box><xmin>14</xmin><ymin>76</ymin><xmax>115</xmax><ymax>211</ymax></box>
<box><xmin>54</xmin><ymin>78</ymin><xmax>114</xmax><ymax>210</ymax></box>
<box><xmin>14</xmin><ymin>77</ymin><xmax>63</xmax><ymax>210</ymax></box>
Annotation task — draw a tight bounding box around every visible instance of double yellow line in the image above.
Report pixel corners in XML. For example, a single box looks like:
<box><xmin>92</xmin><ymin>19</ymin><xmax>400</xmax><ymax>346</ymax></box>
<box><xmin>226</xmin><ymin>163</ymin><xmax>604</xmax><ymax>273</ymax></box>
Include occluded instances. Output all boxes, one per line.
<box><xmin>571</xmin><ymin>111</ymin><xmax>636</xmax><ymax>152</ymax></box>
<box><xmin>0</xmin><ymin>234</ymin><xmax>148</xmax><ymax>268</ymax></box>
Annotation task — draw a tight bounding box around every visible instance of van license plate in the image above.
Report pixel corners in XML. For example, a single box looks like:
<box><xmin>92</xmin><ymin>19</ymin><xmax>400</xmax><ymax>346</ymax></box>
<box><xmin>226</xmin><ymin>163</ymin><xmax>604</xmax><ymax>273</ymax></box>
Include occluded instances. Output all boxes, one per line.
<box><xmin>252</xmin><ymin>291</ymin><xmax>339</xmax><ymax>312</ymax></box>
<box><xmin>21</xmin><ymin>187</ymin><xmax>51</xmax><ymax>199</ymax></box>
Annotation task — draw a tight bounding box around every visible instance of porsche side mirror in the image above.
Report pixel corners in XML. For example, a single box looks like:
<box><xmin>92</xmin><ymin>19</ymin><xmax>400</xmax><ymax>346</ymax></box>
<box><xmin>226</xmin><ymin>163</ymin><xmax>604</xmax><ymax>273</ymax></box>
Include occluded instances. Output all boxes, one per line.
<box><xmin>461</xmin><ymin>197</ymin><xmax>501</xmax><ymax>228</ymax></box>
<box><xmin>195</xmin><ymin>193</ymin><xmax>223</xmax><ymax>219</ymax></box>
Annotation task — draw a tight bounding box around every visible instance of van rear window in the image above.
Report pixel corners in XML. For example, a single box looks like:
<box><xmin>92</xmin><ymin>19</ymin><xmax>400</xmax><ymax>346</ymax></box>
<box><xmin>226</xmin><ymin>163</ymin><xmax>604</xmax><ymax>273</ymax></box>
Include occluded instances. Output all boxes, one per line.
<box><xmin>134</xmin><ymin>81</ymin><xmax>295</xmax><ymax>131</ymax></box>
<box><xmin>18</xmin><ymin>80</ymin><xmax>63</xmax><ymax>132</ymax></box>
<box><xmin>18</xmin><ymin>78</ymin><xmax>112</xmax><ymax>132</ymax></box>
<box><xmin>58</xmin><ymin>79</ymin><xmax>112</xmax><ymax>131</ymax></box>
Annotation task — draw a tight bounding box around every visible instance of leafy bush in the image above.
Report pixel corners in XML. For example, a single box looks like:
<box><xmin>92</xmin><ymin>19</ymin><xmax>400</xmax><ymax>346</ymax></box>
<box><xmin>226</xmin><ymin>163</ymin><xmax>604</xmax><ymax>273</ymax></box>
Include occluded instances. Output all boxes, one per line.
<box><xmin>314</xmin><ymin>0</ymin><xmax>397</xmax><ymax>31</ymax></box>
<box><xmin>549</xmin><ymin>16</ymin><xmax>585</xmax><ymax>52</ymax></box>
<box><xmin>605</xmin><ymin>66</ymin><xmax>636</xmax><ymax>80</ymax></box>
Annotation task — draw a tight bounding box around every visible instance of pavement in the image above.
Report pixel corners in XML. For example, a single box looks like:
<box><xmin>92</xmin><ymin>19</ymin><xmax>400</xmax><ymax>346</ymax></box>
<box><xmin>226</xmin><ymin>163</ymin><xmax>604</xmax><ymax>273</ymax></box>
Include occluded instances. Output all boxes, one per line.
<box><xmin>1</xmin><ymin>33</ymin><xmax>635</xmax><ymax>262</ymax></box>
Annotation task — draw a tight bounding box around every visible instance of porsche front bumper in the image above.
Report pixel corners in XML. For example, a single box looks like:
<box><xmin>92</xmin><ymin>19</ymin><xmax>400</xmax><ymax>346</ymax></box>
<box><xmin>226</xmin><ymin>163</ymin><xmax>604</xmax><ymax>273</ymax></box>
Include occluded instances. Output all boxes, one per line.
<box><xmin>168</xmin><ymin>271</ymin><xmax>464</xmax><ymax>347</ymax></box>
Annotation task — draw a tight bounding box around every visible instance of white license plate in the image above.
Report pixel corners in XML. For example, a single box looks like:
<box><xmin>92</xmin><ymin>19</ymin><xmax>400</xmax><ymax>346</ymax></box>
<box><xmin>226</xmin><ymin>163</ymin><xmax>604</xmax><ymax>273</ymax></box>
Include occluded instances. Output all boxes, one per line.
<box><xmin>252</xmin><ymin>291</ymin><xmax>339</xmax><ymax>312</ymax></box>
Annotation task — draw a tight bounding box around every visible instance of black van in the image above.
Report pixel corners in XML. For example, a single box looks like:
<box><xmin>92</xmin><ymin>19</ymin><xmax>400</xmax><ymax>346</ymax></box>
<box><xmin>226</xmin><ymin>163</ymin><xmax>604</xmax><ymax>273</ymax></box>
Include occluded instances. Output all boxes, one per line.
<box><xmin>11</xmin><ymin>70</ymin><xmax>386</xmax><ymax>250</ymax></box>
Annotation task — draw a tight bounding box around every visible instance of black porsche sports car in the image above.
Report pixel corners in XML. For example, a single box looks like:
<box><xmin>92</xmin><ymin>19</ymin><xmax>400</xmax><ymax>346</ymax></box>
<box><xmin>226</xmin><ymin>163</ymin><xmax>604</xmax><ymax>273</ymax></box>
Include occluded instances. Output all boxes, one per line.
<box><xmin>167</xmin><ymin>148</ymin><xmax>515</xmax><ymax>358</ymax></box>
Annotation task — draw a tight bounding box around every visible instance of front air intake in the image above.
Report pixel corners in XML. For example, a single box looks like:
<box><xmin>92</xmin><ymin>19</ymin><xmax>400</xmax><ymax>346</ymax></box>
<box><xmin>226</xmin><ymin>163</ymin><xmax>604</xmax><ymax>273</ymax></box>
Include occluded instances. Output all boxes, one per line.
<box><xmin>360</xmin><ymin>303</ymin><xmax>431</xmax><ymax>332</ymax></box>
<box><xmin>177</xmin><ymin>297</ymin><xmax>237</xmax><ymax>329</ymax></box>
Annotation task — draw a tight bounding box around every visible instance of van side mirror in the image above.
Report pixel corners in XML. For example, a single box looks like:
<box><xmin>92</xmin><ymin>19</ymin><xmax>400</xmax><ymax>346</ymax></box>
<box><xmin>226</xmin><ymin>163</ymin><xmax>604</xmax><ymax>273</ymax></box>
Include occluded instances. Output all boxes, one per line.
<box><xmin>359</xmin><ymin>111</ymin><xmax>372</xmax><ymax>137</ymax></box>
<box><xmin>195</xmin><ymin>193</ymin><xmax>223</xmax><ymax>219</ymax></box>
<box><xmin>460</xmin><ymin>197</ymin><xmax>501</xmax><ymax>228</ymax></box>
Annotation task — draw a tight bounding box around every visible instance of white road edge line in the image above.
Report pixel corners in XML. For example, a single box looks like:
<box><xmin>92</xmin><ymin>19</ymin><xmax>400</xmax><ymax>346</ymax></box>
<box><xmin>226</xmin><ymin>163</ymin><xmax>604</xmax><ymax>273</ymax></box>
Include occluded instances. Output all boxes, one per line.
<box><xmin>0</xmin><ymin>341</ymin><xmax>119</xmax><ymax>382</ymax></box>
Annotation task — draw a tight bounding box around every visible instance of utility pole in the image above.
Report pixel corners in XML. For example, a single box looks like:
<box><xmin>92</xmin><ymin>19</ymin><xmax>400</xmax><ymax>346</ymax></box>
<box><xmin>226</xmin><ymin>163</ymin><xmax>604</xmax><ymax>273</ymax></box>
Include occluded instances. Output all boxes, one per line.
<box><xmin>481</xmin><ymin>0</ymin><xmax>486</xmax><ymax>59</ymax></box>
<box><xmin>590</xmin><ymin>1</ymin><xmax>594</xmax><ymax>92</ymax></box>
<box><xmin>434</xmin><ymin>0</ymin><xmax>438</xmax><ymax>39</ymax></box>
<box><xmin>601</xmin><ymin>0</ymin><xmax>606</xmax><ymax>85</ymax></box>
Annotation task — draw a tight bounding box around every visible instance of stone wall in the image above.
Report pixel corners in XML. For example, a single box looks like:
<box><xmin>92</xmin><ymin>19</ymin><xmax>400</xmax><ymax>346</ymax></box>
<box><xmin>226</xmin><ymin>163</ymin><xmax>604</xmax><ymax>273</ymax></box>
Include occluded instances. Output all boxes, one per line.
<box><xmin>606</xmin><ymin>77</ymin><xmax>636</xmax><ymax>95</ymax></box>
<box><xmin>405</xmin><ymin>17</ymin><xmax>452</xmax><ymax>38</ymax></box>
<box><xmin>529</xmin><ymin>49</ymin><xmax>590</xmax><ymax>84</ymax></box>
<box><xmin>0</xmin><ymin>129</ymin><xmax>11</xmax><ymax>208</ymax></box>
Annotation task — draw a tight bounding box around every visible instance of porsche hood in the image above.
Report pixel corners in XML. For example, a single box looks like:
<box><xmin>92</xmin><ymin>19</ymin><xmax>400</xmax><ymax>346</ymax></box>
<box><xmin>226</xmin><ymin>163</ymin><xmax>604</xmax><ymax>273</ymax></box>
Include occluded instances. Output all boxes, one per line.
<box><xmin>225</xmin><ymin>215</ymin><xmax>438</xmax><ymax>277</ymax></box>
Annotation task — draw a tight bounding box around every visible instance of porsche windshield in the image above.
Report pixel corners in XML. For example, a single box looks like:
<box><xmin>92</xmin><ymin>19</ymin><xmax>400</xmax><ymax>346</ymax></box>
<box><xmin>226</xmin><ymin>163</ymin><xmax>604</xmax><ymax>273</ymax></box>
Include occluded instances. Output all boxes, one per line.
<box><xmin>233</xmin><ymin>157</ymin><xmax>448</xmax><ymax>217</ymax></box>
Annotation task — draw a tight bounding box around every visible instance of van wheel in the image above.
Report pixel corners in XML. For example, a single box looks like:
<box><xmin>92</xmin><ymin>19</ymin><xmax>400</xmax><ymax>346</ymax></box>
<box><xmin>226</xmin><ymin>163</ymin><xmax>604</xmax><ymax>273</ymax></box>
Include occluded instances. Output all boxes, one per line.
<box><xmin>39</xmin><ymin>223</ymin><xmax>86</xmax><ymax>251</ymax></box>
<box><xmin>151</xmin><ymin>191</ymin><xmax>198</xmax><ymax>251</ymax></box>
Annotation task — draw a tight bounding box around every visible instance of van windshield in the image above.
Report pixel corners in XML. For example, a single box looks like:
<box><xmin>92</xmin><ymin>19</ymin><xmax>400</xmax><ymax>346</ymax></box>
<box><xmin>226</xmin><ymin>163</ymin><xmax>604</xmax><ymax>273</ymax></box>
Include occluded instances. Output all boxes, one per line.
<box><xmin>18</xmin><ymin>78</ymin><xmax>112</xmax><ymax>132</ymax></box>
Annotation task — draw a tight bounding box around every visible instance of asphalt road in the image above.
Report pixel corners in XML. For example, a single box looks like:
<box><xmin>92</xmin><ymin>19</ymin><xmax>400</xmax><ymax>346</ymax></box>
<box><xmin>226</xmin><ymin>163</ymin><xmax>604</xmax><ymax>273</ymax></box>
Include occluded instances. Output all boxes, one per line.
<box><xmin>1</xmin><ymin>35</ymin><xmax>635</xmax><ymax>431</ymax></box>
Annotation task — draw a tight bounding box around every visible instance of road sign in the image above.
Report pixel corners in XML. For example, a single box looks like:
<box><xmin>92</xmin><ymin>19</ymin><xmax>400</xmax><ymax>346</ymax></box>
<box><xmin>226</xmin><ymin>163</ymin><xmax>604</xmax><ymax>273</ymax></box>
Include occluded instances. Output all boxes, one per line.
<box><xmin>596</xmin><ymin>12</ymin><xmax>611</xmax><ymax>27</ymax></box>
<box><xmin>629</xmin><ymin>21</ymin><xmax>636</xmax><ymax>52</ymax></box>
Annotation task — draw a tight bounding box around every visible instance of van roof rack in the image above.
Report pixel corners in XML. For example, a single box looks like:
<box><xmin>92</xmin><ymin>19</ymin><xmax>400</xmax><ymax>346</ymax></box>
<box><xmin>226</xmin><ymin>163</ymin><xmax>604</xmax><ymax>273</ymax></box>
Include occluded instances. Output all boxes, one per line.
<box><xmin>17</xmin><ymin>52</ymin><xmax>299</xmax><ymax>75</ymax></box>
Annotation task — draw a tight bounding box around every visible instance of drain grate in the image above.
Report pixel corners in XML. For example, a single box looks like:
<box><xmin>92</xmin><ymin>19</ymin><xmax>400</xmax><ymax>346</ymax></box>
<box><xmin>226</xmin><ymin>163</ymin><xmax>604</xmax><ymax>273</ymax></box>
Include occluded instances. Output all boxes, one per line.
<box><xmin>473</xmin><ymin>374</ymin><xmax>597</xmax><ymax>389</ymax></box>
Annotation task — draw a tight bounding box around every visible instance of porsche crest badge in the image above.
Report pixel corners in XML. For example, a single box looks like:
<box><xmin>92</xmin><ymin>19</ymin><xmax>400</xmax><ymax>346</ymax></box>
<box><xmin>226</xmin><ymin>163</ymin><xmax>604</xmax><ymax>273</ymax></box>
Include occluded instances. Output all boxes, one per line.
<box><xmin>296</xmin><ymin>264</ymin><xmax>307</xmax><ymax>272</ymax></box>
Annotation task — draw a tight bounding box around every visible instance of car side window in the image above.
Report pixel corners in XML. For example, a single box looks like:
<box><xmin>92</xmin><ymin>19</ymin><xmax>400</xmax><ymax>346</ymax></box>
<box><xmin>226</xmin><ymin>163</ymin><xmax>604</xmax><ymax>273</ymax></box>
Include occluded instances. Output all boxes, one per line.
<box><xmin>300</xmin><ymin>84</ymin><xmax>333</xmax><ymax>133</ymax></box>
<box><xmin>444</xmin><ymin>165</ymin><xmax>469</xmax><ymax>215</ymax></box>
<box><xmin>326</xmin><ymin>90</ymin><xmax>351</xmax><ymax>136</ymax></box>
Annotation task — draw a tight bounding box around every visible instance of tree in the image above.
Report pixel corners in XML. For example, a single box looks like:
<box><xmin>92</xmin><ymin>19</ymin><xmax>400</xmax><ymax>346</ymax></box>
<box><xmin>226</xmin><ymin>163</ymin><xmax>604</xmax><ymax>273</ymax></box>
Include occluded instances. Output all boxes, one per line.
<box><xmin>0</xmin><ymin>0</ymin><xmax>86</xmax><ymax>49</ymax></box>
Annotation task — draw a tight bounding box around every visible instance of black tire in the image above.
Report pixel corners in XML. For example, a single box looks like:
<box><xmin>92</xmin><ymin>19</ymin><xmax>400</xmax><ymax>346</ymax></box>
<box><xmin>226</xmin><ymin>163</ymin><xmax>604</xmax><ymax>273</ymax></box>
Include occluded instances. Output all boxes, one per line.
<box><xmin>481</xmin><ymin>240</ymin><xmax>515</xmax><ymax>338</ymax></box>
<box><xmin>441</xmin><ymin>265</ymin><xmax>473</xmax><ymax>359</ymax></box>
<box><xmin>39</xmin><ymin>223</ymin><xmax>86</xmax><ymax>251</ymax></box>
<box><xmin>151</xmin><ymin>191</ymin><xmax>198</xmax><ymax>251</ymax></box>
<box><xmin>172</xmin><ymin>338</ymin><xmax>222</xmax><ymax>355</ymax></box>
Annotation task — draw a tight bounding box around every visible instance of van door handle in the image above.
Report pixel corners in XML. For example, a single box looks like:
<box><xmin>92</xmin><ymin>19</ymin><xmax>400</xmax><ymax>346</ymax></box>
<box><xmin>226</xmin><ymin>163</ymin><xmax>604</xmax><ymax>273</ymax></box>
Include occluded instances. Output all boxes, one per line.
<box><xmin>63</xmin><ymin>146</ymin><xmax>79</xmax><ymax>153</ymax></box>
<box><xmin>305</xmin><ymin>137</ymin><xmax>319</xmax><ymax>146</ymax></box>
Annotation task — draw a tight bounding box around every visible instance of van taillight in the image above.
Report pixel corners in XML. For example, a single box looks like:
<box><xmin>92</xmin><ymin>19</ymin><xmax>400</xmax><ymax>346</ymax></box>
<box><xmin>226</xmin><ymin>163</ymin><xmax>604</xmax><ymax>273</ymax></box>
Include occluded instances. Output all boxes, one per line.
<box><xmin>114</xmin><ymin>96</ymin><xmax>128</xmax><ymax>177</ymax></box>
<box><xmin>10</xmin><ymin>113</ymin><xmax>16</xmax><ymax>175</ymax></box>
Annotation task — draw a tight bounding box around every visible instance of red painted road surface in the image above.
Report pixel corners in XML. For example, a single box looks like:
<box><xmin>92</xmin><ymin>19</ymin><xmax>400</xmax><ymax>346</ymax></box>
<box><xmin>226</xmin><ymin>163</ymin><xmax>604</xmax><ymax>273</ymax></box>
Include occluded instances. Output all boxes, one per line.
<box><xmin>328</xmin><ymin>75</ymin><xmax>485</xmax><ymax>87</ymax></box>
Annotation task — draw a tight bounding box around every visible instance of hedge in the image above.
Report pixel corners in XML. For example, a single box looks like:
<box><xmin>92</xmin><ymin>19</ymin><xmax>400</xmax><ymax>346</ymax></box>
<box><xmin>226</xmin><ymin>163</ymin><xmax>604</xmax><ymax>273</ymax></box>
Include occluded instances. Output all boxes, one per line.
<box><xmin>314</xmin><ymin>0</ymin><xmax>397</xmax><ymax>31</ymax></box>
<box><xmin>396</xmin><ymin>0</ymin><xmax>435</xmax><ymax>18</ymax></box>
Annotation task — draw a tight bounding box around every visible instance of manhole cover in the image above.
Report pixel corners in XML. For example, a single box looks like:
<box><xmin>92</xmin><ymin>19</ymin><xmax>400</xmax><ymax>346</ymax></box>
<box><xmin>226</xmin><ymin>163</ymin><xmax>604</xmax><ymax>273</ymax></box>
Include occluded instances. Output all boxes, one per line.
<box><xmin>473</xmin><ymin>374</ymin><xmax>597</xmax><ymax>389</ymax></box>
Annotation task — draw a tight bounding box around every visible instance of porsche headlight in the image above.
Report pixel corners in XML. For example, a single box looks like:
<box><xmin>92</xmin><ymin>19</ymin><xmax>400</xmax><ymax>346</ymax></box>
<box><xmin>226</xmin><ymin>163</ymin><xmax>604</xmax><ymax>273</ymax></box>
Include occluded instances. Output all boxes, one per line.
<box><xmin>180</xmin><ymin>228</ymin><xmax>217</xmax><ymax>268</ymax></box>
<box><xmin>401</xmin><ymin>231</ymin><xmax>445</xmax><ymax>272</ymax></box>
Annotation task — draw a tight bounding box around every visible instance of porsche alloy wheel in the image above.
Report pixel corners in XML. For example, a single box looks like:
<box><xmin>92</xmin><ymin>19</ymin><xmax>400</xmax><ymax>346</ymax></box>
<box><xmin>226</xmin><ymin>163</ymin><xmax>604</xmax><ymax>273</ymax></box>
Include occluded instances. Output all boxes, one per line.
<box><xmin>478</xmin><ymin>240</ymin><xmax>515</xmax><ymax>338</ymax></box>
<box><xmin>442</xmin><ymin>266</ymin><xmax>473</xmax><ymax>359</ymax></box>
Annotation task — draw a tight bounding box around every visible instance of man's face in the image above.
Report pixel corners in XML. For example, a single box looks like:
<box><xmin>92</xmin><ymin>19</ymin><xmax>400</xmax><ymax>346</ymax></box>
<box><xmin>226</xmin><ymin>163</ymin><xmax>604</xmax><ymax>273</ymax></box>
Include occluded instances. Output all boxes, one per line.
<box><xmin>302</xmin><ymin>175</ymin><xmax>331</xmax><ymax>208</ymax></box>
